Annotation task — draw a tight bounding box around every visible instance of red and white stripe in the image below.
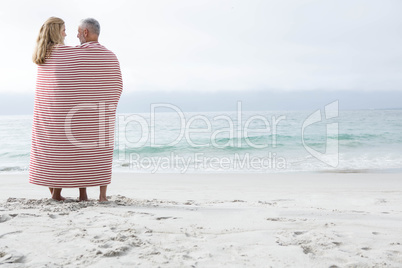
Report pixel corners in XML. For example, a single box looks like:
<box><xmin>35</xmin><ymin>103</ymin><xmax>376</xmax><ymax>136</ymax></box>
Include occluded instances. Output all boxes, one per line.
<box><xmin>29</xmin><ymin>42</ymin><xmax>123</xmax><ymax>188</ymax></box>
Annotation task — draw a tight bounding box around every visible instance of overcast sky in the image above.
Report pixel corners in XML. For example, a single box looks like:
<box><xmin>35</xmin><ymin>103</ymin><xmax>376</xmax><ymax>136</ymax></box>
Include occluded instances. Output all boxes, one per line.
<box><xmin>0</xmin><ymin>0</ymin><xmax>401</xmax><ymax>113</ymax></box>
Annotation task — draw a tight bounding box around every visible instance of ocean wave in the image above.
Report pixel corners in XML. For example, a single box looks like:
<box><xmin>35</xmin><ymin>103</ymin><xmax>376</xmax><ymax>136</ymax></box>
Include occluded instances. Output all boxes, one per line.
<box><xmin>0</xmin><ymin>166</ymin><xmax>27</xmax><ymax>172</ymax></box>
<box><xmin>114</xmin><ymin>144</ymin><xmax>189</xmax><ymax>155</ymax></box>
<box><xmin>0</xmin><ymin>152</ymin><xmax>31</xmax><ymax>158</ymax></box>
<box><xmin>336</xmin><ymin>133</ymin><xmax>382</xmax><ymax>141</ymax></box>
<box><xmin>213</xmin><ymin>134</ymin><xmax>297</xmax><ymax>147</ymax></box>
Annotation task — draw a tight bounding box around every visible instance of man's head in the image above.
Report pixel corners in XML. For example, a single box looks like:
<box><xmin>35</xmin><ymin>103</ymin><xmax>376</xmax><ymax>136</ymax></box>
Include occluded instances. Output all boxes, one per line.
<box><xmin>77</xmin><ymin>18</ymin><xmax>100</xmax><ymax>44</ymax></box>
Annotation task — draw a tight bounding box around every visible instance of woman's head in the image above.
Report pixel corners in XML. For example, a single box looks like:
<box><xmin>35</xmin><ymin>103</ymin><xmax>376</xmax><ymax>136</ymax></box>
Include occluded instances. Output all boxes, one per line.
<box><xmin>33</xmin><ymin>17</ymin><xmax>66</xmax><ymax>65</ymax></box>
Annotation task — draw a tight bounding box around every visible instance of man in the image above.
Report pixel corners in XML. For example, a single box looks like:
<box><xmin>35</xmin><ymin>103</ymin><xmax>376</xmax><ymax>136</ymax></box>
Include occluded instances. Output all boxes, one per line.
<box><xmin>29</xmin><ymin>18</ymin><xmax>122</xmax><ymax>202</ymax></box>
<box><xmin>77</xmin><ymin>18</ymin><xmax>100</xmax><ymax>45</ymax></box>
<box><xmin>75</xmin><ymin>18</ymin><xmax>122</xmax><ymax>202</ymax></box>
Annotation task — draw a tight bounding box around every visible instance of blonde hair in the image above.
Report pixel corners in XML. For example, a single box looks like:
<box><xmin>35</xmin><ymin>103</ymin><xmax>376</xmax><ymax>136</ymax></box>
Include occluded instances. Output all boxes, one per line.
<box><xmin>32</xmin><ymin>17</ymin><xmax>65</xmax><ymax>65</ymax></box>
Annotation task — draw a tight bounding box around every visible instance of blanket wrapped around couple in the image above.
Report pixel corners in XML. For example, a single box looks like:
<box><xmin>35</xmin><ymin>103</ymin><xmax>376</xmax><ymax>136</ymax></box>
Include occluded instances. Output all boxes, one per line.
<box><xmin>29</xmin><ymin>41</ymin><xmax>123</xmax><ymax>188</ymax></box>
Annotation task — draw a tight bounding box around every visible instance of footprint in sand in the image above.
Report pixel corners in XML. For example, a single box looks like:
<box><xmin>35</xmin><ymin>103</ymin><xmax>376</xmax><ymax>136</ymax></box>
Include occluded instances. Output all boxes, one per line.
<box><xmin>266</xmin><ymin>217</ymin><xmax>297</xmax><ymax>222</ymax></box>
<box><xmin>0</xmin><ymin>251</ymin><xmax>24</xmax><ymax>264</ymax></box>
<box><xmin>155</xmin><ymin>216</ymin><xmax>178</xmax><ymax>221</ymax></box>
<box><xmin>377</xmin><ymin>198</ymin><xmax>387</xmax><ymax>204</ymax></box>
<box><xmin>0</xmin><ymin>231</ymin><xmax>23</xmax><ymax>239</ymax></box>
<box><xmin>0</xmin><ymin>214</ymin><xmax>11</xmax><ymax>223</ymax></box>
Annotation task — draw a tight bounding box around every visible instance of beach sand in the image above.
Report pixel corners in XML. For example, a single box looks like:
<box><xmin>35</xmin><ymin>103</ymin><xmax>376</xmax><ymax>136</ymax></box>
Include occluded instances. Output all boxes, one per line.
<box><xmin>0</xmin><ymin>172</ymin><xmax>401</xmax><ymax>267</ymax></box>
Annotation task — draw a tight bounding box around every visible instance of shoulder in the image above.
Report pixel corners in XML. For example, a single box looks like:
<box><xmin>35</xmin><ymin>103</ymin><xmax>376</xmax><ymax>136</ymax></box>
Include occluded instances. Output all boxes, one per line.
<box><xmin>78</xmin><ymin>42</ymin><xmax>115</xmax><ymax>54</ymax></box>
<box><xmin>78</xmin><ymin>42</ymin><xmax>107</xmax><ymax>51</ymax></box>
<box><xmin>50</xmin><ymin>45</ymin><xmax>83</xmax><ymax>57</ymax></box>
<box><xmin>78</xmin><ymin>42</ymin><xmax>119</xmax><ymax>60</ymax></box>
<box><xmin>52</xmin><ymin>44</ymin><xmax>81</xmax><ymax>52</ymax></box>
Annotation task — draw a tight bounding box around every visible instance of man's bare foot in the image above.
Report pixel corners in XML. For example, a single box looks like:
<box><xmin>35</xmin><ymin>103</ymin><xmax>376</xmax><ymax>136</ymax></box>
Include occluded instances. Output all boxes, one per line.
<box><xmin>51</xmin><ymin>188</ymin><xmax>65</xmax><ymax>201</ymax></box>
<box><xmin>99</xmin><ymin>196</ymin><xmax>108</xmax><ymax>202</ymax></box>
<box><xmin>79</xmin><ymin>196</ymin><xmax>89</xmax><ymax>201</ymax></box>
<box><xmin>79</xmin><ymin>188</ymin><xmax>88</xmax><ymax>202</ymax></box>
<box><xmin>52</xmin><ymin>196</ymin><xmax>66</xmax><ymax>201</ymax></box>
<box><xmin>99</xmin><ymin>185</ymin><xmax>108</xmax><ymax>202</ymax></box>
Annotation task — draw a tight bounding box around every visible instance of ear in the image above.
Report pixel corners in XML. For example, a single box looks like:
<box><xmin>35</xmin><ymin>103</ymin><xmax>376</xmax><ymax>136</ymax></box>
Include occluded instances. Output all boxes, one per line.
<box><xmin>84</xmin><ymin>29</ymin><xmax>89</xmax><ymax>37</ymax></box>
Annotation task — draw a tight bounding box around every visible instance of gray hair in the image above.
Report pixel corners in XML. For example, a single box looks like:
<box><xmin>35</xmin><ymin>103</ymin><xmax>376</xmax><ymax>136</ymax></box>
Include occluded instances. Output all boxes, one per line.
<box><xmin>80</xmin><ymin>18</ymin><xmax>100</xmax><ymax>36</ymax></box>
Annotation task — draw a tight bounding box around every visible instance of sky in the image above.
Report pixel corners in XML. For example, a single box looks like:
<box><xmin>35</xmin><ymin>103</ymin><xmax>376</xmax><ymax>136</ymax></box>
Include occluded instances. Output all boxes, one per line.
<box><xmin>0</xmin><ymin>0</ymin><xmax>401</xmax><ymax>114</ymax></box>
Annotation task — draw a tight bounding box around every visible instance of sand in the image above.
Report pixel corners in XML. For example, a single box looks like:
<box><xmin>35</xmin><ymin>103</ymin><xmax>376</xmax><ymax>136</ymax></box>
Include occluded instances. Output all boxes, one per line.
<box><xmin>0</xmin><ymin>172</ymin><xmax>402</xmax><ymax>267</ymax></box>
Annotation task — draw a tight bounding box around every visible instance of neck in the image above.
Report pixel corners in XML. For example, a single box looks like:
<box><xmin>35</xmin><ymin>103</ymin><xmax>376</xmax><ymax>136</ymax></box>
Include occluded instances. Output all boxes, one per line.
<box><xmin>85</xmin><ymin>34</ymin><xmax>99</xmax><ymax>43</ymax></box>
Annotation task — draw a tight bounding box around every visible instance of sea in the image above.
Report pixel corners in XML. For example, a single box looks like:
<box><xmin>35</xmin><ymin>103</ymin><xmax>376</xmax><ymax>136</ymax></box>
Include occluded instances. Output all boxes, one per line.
<box><xmin>1</xmin><ymin>103</ymin><xmax>402</xmax><ymax>174</ymax></box>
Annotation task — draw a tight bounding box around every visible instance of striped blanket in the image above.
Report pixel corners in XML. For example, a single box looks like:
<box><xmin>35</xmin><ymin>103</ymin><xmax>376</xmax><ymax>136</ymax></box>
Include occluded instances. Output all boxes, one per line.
<box><xmin>29</xmin><ymin>41</ymin><xmax>123</xmax><ymax>188</ymax></box>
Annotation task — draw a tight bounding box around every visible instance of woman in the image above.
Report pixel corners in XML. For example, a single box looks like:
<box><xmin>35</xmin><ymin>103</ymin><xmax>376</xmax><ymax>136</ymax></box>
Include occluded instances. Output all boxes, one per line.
<box><xmin>33</xmin><ymin>17</ymin><xmax>67</xmax><ymax>65</ymax></box>
<box><xmin>32</xmin><ymin>17</ymin><xmax>67</xmax><ymax>200</ymax></box>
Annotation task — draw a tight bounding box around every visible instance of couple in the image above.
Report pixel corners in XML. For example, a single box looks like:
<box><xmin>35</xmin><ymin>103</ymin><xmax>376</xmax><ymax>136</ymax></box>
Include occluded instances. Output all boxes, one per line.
<box><xmin>29</xmin><ymin>17</ymin><xmax>123</xmax><ymax>202</ymax></box>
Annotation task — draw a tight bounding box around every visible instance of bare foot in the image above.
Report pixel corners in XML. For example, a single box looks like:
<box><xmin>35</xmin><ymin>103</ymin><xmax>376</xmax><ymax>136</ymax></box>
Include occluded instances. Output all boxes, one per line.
<box><xmin>79</xmin><ymin>188</ymin><xmax>88</xmax><ymax>202</ymax></box>
<box><xmin>99</xmin><ymin>185</ymin><xmax>108</xmax><ymax>202</ymax></box>
<box><xmin>51</xmin><ymin>188</ymin><xmax>65</xmax><ymax>201</ymax></box>
<box><xmin>52</xmin><ymin>196</ymin><xmax>66</xmax><ymax>201</ymax></box>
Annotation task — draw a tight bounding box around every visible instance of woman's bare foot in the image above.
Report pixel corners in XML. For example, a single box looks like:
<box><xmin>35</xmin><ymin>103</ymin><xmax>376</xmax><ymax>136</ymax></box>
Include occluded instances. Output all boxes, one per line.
<box><xmin>99</xmin><ymin>185</ymin><xmax>108</xmax><ymax>202</ymax></box>
<box><xmin>51</xmin><ymin>188</ymin><xmax>65</xmax><ymax>201</ymax></box>
<box><xmin>79</xmin><ymin>188</ymin><xmax>88</xmax><ymax>201</ymax></box>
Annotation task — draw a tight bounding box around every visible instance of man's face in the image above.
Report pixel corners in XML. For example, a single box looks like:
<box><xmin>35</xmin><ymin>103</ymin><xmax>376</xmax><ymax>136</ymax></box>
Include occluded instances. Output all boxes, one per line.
<box><xmin>77</xmin><ymin>27</ymin><xmax>86</xmax><ymax>44</ymax></box>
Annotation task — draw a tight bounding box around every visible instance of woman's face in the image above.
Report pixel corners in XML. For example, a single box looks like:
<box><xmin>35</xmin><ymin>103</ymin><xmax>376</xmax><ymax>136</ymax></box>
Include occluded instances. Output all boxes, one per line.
<box><xmin>61</xmin><ymin>25</ymin><xmax>67</xmax><ymax>40</ymax></box>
